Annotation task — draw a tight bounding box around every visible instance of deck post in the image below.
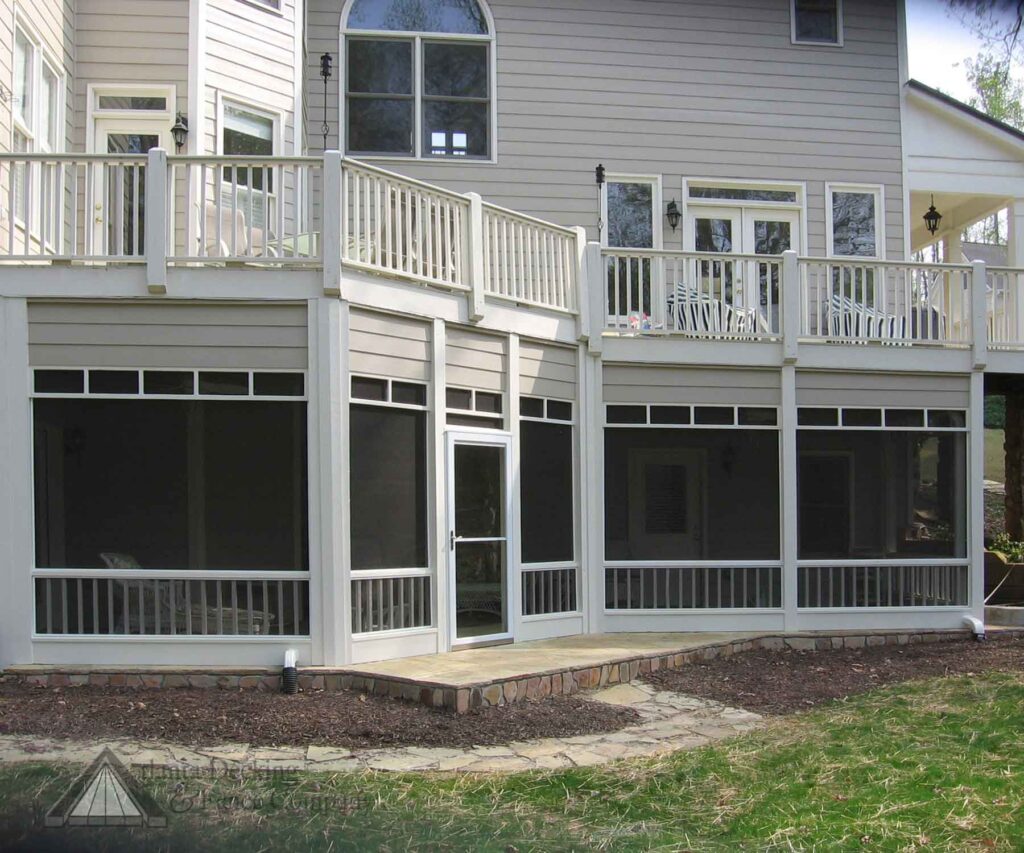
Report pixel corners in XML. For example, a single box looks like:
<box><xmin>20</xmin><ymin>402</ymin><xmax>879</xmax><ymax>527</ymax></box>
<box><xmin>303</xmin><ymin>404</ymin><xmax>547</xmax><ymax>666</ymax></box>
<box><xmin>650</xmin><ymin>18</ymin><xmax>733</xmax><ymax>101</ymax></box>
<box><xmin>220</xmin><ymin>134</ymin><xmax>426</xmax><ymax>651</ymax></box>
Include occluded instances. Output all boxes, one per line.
<box><xmin>466</xmin><ymin>192</ymin><xmax>486</xmax><ymax>322</ymax></box>
<box><xmin>781</xmin><ymin>250</ymin><xmax>800</xmax><ymax>363</ymax></box>
<box><xmin>969</xmin><ymin>370</ymin><xmax>986</xmax><ymax>623</ymax></box>
<box><xmin>431</xmin><ymin>319</ymin><xmax>450</xmax><ymax>649</ymax></box>
<box><xmin>573</xmin><ymin>226</ymin><xmax>590</xmax><ymax>342</ymax></box>
<box><xmin>585</xmin><ymin>242</ymin><xmax>604</xmax><ymax>355</ymax></box>
<box><xmin>323</xmin><ymin>151</ymin><xmax>343</xmax><ymax>297</ymax></box>
<box><xmin>144</xmin><ymin>148</ymin><xmax>167</xmax><ymax>294</ymax></box>
<box><xmin>780</xmin><ymin>364</ymin><xmax>799</xmax><ymax>631</ymax></box>
<box><xmin>971</xmin><ymin>259</ymin><xmax>987</xmax><ymax>370</ymax></box>
<box><xmin>0</xmin><ymin>298</ymin><xmax>33</xmax><ymax>667</ymax></box>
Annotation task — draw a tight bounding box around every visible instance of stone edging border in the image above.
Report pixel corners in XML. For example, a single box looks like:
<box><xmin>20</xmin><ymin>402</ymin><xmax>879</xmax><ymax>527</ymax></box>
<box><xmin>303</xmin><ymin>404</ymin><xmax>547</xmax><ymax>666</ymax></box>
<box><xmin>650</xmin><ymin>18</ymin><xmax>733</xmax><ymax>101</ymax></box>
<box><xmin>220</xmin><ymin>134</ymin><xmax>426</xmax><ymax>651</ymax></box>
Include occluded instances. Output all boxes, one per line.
<box><xmin>9</xmin><ymin>627</ymin><xmax>1022</xmax><ymax>713</ymax></box>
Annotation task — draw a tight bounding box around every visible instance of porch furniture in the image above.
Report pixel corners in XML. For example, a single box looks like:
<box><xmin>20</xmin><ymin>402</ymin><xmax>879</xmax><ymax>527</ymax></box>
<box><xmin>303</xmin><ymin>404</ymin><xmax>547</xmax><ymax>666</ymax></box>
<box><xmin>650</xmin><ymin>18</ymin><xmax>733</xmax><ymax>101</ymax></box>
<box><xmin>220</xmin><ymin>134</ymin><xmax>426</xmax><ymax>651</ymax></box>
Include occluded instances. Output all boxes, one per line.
<box><xmin>828</xmin><ymin>293</ymin><xmax>907</xmax><ymax>340</ymax></box>
<box><xmin>669</xmin><ymin>283</ymin><xmax>770</xmax><ymax>336</ymax></box>
<box><xmin>99</xmin><ymin>552</ymin><xmax>273</xmax><ymax>635</ymax></box>
<box><xmin>200</xmin><ymin>201</ymin><xmax>278</xmax><ymax>258</ymax></box>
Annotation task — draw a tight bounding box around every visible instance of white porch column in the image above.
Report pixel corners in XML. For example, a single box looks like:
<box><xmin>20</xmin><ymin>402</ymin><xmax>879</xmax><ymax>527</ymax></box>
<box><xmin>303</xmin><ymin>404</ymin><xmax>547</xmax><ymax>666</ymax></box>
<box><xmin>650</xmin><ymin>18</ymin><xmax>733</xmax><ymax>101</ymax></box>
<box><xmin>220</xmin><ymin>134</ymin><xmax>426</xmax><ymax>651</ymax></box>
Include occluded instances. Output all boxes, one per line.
<box><xmin>943</xmin><ymin>231</ymin><xmax>963</xmax><ymax>264</ymax></box>
<box><xmin>1007</xmin><ymin>201</ymin><xmax>1024</xmax><ymax>342</ymax></box>
<box><xmin>0</xmin><ymin>298</ymin><xmax>33</xmax><ymax>666</ymax></box>
<box><xmin>431</xmin><ymin>318</ymin><xmax>450</xmax><ymax>648</ymax></box>
<box><xmin>584</xmin><ymin>351</ymin><xmax>605</xmax><ymax>634</ymax></box>
<box><xmin>311</xmin><ymin>296</ymin><xmax>348</xmax><ymax>665</ymax></box>
<box><xmin>780</xmin><ymin>364</ymin><xmax>799</xmax><ymax>631</ymax></box>
<box><xmin>969</xmin><ymin>370</ymin><xmax>986</xmax><ymax>623</ymax></box>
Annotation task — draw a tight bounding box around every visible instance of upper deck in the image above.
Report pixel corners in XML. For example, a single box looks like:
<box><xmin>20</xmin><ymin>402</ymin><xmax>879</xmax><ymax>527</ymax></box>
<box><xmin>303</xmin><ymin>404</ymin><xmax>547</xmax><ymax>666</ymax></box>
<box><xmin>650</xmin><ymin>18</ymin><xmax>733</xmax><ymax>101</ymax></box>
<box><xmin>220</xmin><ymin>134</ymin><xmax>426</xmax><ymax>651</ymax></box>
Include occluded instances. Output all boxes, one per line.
<box><xmin>1</xmin><ymin>150</ymin><xmax>1022</xmax><ymax>374</ymax></box>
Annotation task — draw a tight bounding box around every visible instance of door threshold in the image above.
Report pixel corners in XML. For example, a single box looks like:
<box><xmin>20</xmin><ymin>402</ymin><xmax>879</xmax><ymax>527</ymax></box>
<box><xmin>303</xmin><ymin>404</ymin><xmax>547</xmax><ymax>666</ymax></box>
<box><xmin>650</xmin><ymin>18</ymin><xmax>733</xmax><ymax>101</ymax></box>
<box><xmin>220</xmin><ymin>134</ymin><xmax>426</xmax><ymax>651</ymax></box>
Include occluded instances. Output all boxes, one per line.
<box><xmin>451</xmin><ymin>637</ymin><xmax>514</xmax><ymax>651</ymax></box>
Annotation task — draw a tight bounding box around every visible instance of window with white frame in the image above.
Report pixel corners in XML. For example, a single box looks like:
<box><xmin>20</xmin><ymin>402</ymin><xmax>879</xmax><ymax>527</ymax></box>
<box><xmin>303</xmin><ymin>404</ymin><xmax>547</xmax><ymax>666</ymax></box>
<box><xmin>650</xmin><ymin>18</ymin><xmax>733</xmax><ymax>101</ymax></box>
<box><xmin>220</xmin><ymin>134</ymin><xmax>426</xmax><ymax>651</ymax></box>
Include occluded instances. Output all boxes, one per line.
<box><xmin>604</xmin><ymin>178</ymin><xmax>658</xmax><ymax>249</ymax></box>
<box><xmin>12</xmin><ymin>22</ymin><xmax>63</xmax><ymax>237</ymax></box>
<box><xmin>221</xmin><ymin>101</ymin><xmax>277</xmax><ymax>230</ymax></box>
<box><xmin>828</xmin><ymin>185</ymin><xmax>883</xmax><ymax>258</ymax></box>
<box><xmin>343</xmin><ymin>0</ymin><xmax>493</xmax><ymax>159</ymax></box>
<box><xmin>791</xmin><ymin>0</ymin><xmax>842</xmax><ymax>45</ymax></box>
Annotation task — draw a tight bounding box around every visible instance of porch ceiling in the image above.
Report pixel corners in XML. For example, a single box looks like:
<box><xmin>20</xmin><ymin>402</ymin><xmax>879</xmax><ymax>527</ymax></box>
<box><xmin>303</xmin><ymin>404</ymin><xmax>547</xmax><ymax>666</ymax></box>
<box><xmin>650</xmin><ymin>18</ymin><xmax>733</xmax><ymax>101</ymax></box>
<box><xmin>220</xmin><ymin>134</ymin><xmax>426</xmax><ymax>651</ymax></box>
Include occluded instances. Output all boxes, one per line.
<box><xmin>909</xmin><ymin>190</ymin><xmax>1010</xmax><ymax>254</ymax></box>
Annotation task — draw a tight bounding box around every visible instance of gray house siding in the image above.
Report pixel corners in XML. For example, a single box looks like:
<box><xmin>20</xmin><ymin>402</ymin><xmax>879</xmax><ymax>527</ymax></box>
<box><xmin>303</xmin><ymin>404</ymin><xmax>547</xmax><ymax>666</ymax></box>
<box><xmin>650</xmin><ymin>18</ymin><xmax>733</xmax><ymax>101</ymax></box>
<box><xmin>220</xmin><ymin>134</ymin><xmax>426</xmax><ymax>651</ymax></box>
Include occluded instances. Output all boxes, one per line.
<box><xmin>307</xmin><ymin>0</ymin><xmax>905</xmax><ymax>257</ymax></box>
<box><xmin>603</xmin><ymin>365</ymin><xmax>781</xmax><ymax>406</ymax></box>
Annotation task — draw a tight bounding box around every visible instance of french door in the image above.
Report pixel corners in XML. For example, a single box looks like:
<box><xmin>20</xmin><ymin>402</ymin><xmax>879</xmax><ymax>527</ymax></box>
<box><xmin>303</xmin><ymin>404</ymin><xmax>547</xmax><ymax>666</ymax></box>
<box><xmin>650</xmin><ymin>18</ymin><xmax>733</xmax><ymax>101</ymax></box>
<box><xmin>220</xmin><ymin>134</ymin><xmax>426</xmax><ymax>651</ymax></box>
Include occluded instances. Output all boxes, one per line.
<box><xmin>446</xmin><ymin>431</ymin><xmax>513</xmax><ymax>648</ymax></box>
<box><xmin>91</xmin><ymin>121</ymin><xmax>171</xmax><ymax>256</ymax></box>
<box><xmin>686</xmin><ymin>208</ymin><xmax>800</xmax><ymax>329</ymax></box>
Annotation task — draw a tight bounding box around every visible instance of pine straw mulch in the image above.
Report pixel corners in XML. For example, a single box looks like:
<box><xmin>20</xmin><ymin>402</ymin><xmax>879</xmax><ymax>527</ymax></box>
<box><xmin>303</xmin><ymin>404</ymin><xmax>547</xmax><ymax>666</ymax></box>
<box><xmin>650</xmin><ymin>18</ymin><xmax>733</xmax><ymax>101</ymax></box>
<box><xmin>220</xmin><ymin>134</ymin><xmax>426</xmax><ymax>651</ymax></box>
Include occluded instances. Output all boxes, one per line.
<box><xmin>0</xmin><ymin>683</ymin><xmax>636</xmax><ymax>749</ymax></box>
<box><xmin>643</xmin><ymin>635</ymin><xmax>1024</xmax><ymax>716</ymax></box>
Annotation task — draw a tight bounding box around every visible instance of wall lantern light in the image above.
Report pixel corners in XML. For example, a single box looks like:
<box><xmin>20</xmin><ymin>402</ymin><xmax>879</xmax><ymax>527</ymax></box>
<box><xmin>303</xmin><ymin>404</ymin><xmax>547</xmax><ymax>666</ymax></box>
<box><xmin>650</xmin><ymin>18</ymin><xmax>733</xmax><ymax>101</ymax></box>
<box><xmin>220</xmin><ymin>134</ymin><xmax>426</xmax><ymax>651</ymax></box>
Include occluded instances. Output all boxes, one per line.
<box><xmin>923</xmin><ymin>194</ymin><xmax>942</xmax><ymax>236</ymax></box>
<box><xmin>666</xmin><ymin>199</ymin><xmax>681</xmax><ymax>231</ymax></box>
<box><xmin>170</xmin><ymin>113</ymin><xmax>189</xmax><ymax>152</ymax></box>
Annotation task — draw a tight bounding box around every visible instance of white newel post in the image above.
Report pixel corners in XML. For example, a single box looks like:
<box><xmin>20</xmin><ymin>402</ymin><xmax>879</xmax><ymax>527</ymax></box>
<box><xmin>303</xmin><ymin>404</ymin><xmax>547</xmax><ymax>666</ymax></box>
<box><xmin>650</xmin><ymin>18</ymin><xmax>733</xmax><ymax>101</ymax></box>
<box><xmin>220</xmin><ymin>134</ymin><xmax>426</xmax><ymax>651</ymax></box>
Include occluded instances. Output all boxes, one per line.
<box><xmin>323</xmin><ymin>151</ymin><xmax>343</xmax><ymax>297</ymax></box>
<box><xmin>145</xmin><ymin>148</ymin><xmax>168</xmax><ymax>294</ymax></box>
<box><xmin>585</xmin><ymin>242</ymin><xmax>604</xmax><ymax>355</ymax></box>
<box><xmin>781</xmin><ymin>250</ymin><xmax>800</xmax><ymax>363</ymax></box>
<box><xmin>466</xmin><ymin>192</ymin><xmax>486</xmax><ymax>322</ymax></box>
<box><xmin>574</xmin><ymin>226</ymin><xmax>589</xmax><ymax>342</ymax></box>
<box><xmin>971</xmin><ymin>260</ymin><xmax>988</xmax><ymax>370</ymax></box>
<box><xmin>780</xmin><ymin>364</ymin><xmax>799</xmax><ymax>631</ymax></box>
<box><xmin>0</xmin><ymin>298</ymin><xmax>32</xmax><ymax>666</ymax></box>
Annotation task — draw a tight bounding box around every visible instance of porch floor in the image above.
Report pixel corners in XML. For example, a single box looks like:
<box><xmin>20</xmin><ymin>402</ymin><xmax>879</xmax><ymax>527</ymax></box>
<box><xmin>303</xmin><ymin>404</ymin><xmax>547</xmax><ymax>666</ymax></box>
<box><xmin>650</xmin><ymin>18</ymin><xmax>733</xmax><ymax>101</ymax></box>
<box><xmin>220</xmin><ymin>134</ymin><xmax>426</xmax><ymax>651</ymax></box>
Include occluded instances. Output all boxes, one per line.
<box><xmin>344</xmin><ymin>632</ymin><xmax>762</xmax><ymax>687</ymax></box>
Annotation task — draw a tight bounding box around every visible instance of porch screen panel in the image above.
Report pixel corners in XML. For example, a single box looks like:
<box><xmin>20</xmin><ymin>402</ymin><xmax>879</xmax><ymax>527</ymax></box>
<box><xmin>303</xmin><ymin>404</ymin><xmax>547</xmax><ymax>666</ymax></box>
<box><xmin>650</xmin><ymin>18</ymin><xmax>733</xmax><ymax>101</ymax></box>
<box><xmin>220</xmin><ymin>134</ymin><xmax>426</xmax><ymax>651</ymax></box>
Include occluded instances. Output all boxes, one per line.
<box><xmin>33</xmin><ymin>399</ymin><xmax>308</xmax><ymax>571</ymax></box>
<box><xmin>520</xmin><ymin>421</ymin><xmax>573</xmax><ymax>563</ymax></box>
<box><xmin>604</xmin><ymin>429</ymin><xmax>780</xmax><ymax>561</ymax></box>
<box><xmin>797</xmin><ymin>430</ymin><xmax>967</xmax><ymax>560</ymax></box>
<box><xmin>349</xmin><ymin>404</ymin><xmax>428</xmax><ymax>570</ymax></box>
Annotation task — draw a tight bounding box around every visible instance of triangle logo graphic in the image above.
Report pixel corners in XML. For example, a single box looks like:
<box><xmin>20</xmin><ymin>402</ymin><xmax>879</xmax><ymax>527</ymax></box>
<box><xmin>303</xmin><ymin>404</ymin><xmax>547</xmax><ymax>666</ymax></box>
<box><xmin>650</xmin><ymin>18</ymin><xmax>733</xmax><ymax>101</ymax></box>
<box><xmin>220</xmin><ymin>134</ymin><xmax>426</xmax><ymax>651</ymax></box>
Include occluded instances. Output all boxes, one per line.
<box><xmin>45</xmin><ymin>748</ymin><xmax>167</xmax><ymax>828</ymax></box>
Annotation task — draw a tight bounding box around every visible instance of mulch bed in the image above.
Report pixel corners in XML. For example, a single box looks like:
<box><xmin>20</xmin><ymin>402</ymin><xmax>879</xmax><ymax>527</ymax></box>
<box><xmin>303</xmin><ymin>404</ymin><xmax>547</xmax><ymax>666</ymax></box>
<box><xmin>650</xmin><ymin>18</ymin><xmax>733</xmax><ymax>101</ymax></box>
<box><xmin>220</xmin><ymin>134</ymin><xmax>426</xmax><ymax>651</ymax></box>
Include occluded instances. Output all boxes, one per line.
<box><xmin>644</xmin><ymin>636</ymin><xmax>1024</xmax><ymax>716</ymax></box>
<box><xmin>0</xmin><ymin>683</ymin><xmax>636</xmax><ymax>749</ymax></box>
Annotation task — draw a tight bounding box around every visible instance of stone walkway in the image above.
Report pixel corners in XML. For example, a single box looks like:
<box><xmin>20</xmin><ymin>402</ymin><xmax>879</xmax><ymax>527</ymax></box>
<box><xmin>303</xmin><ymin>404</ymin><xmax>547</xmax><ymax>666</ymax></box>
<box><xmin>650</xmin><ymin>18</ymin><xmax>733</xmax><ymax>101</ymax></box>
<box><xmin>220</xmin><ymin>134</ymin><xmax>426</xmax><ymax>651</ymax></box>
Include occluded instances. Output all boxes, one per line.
<box><xmin>0</xmin><ymin>683</ymin><xmax>762</xmax><ymax>774</ymax></box>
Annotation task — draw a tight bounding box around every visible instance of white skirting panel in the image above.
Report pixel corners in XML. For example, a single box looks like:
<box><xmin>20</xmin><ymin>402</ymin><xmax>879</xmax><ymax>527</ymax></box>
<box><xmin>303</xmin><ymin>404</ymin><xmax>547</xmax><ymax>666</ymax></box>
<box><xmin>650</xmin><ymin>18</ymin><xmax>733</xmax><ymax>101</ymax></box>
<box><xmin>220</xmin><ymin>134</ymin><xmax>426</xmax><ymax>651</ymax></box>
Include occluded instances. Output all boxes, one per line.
<box><xmin>794</xmin><ymin>609</ymin><xmax>971</xmax><ymax>632</ymax></box>
<box><xmin>350</xmin><ymin>629</ymin><xmax>439</xmax><ymax>664</ymax></box>
<box><xmin>601</xmin><ymin>611</ymin><xmax>785</xmax><ymax>633</ymax></box>
<box><xmin>31</xmin><ymin>638</ymin><xmax>314</xmax><ymax>667</ymax></box>
<box><xmin>517</xmin><ymin>614</ymin><xmax>584</xmax><ymax>642</ymax></box>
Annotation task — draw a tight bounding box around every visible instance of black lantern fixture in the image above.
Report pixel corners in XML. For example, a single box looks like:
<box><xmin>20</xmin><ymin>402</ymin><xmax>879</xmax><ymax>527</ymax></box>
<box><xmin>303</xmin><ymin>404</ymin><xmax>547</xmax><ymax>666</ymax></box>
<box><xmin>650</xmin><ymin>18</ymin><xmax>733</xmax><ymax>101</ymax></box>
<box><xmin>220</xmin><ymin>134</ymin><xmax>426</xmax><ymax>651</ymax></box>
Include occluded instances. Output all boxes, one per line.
<box><xmin>666</xmin><ymin>199</ymin><xmax>681</xmax><ymax>231</ymax></box>
<box><xmin>923</xmin><ymin>194</ymin><xmax>942</xmax><ymax>236</ymax></box>
<box><xmin>595</xmin><ymin>163</ymin><xmax>605</xmax><ymax>238</ymax></box>
<box><xmin>170</xmin><ymin>112</ymin><xmax>189</xmax><ymax>152</ymax></box>
<box><xmin>320</xmin><ymin>52</ymin><xmax>333</xmax><ymax>150</ymax></box>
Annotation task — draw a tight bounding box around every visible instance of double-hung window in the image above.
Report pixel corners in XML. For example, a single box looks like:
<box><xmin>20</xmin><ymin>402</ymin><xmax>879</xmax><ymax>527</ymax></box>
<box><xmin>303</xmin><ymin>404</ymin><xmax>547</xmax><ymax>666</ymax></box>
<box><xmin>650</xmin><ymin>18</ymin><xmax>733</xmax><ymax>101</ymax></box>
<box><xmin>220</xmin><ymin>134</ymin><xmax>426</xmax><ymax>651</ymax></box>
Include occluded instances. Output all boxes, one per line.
<box><xmin>12</xmin><ymin>22</ymin><xmax>63</xmax><ymax>243</ymax></box>
<box><xmin>344</xmin><ymin>0</ymin><xmax>493</xmax><ymax>159</ymax></box>
<box><xmin>220</xmin><ymin>101</ymin><xmax>278</xmax><ymax>231</ymax></box>
<box><xmin>602</xmin><ymin>176</ymin><xmax>661</xmax><ymax>322</ymax></box>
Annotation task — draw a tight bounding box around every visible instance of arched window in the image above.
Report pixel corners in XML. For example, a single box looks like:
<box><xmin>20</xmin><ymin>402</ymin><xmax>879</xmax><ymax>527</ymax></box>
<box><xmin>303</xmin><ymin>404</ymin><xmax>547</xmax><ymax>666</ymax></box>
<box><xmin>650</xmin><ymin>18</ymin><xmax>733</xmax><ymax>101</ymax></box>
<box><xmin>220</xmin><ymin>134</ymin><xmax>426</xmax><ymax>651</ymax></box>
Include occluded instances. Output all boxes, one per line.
<box><xmin>342</xmin><ymin>0</ymin><xmax>494</xmax><ymax>159</ymax></box>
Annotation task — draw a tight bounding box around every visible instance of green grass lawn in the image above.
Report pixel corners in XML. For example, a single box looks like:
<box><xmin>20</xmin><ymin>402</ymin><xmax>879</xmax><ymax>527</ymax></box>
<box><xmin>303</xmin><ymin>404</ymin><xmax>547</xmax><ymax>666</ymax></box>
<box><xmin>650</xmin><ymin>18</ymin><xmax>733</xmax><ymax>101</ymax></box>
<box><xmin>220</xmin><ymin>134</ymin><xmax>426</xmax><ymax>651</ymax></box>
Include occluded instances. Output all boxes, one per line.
<box><xmin>986</xmin><ymin>428</ymin><xmax>1005</xmax><ymax>484</ymax></box>
<box><xmin>4</xmin><ymin>672</ymin><xmax>1024</xmax><ymax>851</ymax></box>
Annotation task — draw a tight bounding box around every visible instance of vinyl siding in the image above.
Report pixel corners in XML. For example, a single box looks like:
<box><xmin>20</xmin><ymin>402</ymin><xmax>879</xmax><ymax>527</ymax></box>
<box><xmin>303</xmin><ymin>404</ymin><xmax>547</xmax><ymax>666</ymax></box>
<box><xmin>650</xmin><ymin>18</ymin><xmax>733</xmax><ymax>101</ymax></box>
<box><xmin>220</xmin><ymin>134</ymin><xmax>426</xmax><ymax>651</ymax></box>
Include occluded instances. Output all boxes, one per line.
<box><xmin>446</xmin><ymin>326</ymin><xmax>507</xmax><ymax>392</ymax></box>
<box><xmin>307</xmin><ymin>0</ymin><xmax>904</xmax><ymax>257</ymax></box>
<box><xmin>205</xmin><ymin>0</ymin><xmax>299</xmax><ymax>157</ymax></box>
<box><xmin>603</xmin><ymin>366</ymin><xmax>781</xmax><ymax>405</ymax></box>
<box><xmin>519</xmin><ymin>340</ymin><xmax>576</xmax><ymax>401</ymax></box>
<box><xmin>27</xmin><ymin>302</ymin><xmax>308</xmax><ymax>369</ymax></box>
<box><xmin>348</xmin><ymin>308</ymin><xmax>432</xmax><ymax>382</ymax></box>
<box><xmin>72</xmin><ymin>1</ymin><xmax>189</xmax><ymax>152</ymax></box>
<box><xmin>795</xmin><ymin>371</ymin><xmax>970</xmax><ymax>408</ymax></box>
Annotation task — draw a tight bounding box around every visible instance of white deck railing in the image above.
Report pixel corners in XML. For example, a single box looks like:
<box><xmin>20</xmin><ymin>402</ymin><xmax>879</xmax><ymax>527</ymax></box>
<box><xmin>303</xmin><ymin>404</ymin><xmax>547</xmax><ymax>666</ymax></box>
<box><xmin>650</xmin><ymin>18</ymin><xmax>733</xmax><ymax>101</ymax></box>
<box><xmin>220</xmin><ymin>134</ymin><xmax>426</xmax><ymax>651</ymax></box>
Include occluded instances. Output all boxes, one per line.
<box><xmin>603</xmin><ymin>249</ymin><xmax>782</xmax><ymax>339</ymax></box>
<box><xmin>800</xmin><ymin>259</ymin><xmax>973</xmax><ymax>345</ymax></box>
<box><xmin>797</xmin><ymin>561</ymin><xmax>969</xmax><ymax>609</ymax></box>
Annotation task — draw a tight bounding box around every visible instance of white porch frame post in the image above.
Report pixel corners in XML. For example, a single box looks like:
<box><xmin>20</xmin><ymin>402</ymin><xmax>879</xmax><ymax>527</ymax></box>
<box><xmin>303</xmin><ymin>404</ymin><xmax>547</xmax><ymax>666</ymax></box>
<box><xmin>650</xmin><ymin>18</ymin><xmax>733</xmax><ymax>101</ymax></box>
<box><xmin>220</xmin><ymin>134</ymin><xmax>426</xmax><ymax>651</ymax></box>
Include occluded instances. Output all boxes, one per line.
<box><xmin>574</xmin><ymin>226</ymin><xmax>589</xmax><ymax>342</ymax></box>
<box><xmin>466</xmin><ymin>192</ymin><xmax>486</xmax><ymax>322</ymax></box>
<box><xmin>508</xmin><ymin>333</ymin><xmax>523</xmax><ymax>637</ymax></box>
<box><xmin>575</xmin><ymin>342</ymin><xmax>591</xmax><ymax>633</ymax></box>
<box><xmin>323</xmin><ymin>151</ymin><xmax>343</xmax><ymax>297</ymax></box>
<box><xmin>314</xmin><ymin>296</ymin><xmax>347</xmax><ymax>665</ymax></box>
<box><xmin>145</xmin><ymin>147</ymin><xmax>168</xmax><ymax>295</ymax></box>
<box><xmin>782</xmin><ymin>250</ymin><xmax>800</xmax><ymax>362</ymax></box>
<box><xmin>1008</xmin><ymin>200</ymin><xmax>1024</xmax><ymax>341</ymax></box>
<box><xmin>586</xmin><ymin>352</ymin><xmax>605</xmax><ymax>633</ymax></box>
<box><xmin>585</xmin><ymin>242</ymin><xmax>604</xmax><ymax>355</ymax></box>
<box><xmin>971</xmin><ymin>260</ymin><xmax>988</xmax><ymax>370</ymax></box>
<box><xmin>781</xmin><ymin>364</ymin><xmax>799</xmax><ymax>630</ymax></box>
<box><xmin>969</xmin><ymin>369</ymin><xmax>986</xmax><ymax>622</ymax></box>
<box><xmin>305</xmin><ymin>300</ymin><xmax>325</xmax><ymax>664</ymax></box>
<box><xmin>0</xmin><ymin>298</ymin><xmax>33</xmax><ymax>666</ymax></box>
<box><xmin>431</xmin><ymin>318</ymin><xmax>450</xmax><ymax>648</ymax></box>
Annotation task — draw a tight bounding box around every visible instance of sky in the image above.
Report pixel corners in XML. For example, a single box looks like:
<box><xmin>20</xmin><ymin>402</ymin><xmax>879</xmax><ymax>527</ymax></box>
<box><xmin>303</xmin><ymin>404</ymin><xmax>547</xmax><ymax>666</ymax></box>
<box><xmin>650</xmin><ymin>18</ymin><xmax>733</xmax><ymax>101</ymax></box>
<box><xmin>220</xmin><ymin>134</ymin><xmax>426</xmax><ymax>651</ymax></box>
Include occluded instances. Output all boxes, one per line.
<box><xmin>906</xmin><ymin>0</ymin><xmax>1018</xmax><ymax>102</ymax></box>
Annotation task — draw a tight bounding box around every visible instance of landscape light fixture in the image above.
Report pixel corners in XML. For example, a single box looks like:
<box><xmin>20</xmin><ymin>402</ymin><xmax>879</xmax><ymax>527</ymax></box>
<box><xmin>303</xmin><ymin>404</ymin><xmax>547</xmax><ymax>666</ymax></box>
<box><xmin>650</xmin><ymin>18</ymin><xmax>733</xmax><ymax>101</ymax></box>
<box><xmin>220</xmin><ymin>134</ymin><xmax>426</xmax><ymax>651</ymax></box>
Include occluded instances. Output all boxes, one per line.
<box><xmin>923</xmin><ymin>194</ymin><xmax>942</xmax><ymax>236</ymax></box>
<box><xmin>320</xmin><ymin>53</ymin><xmax>333</xmax><ymax>150</ymax></box>
<box><xmin>170</xmin><ymin>113</ymin><xmax>189</xmax><ymax>152</ymax></box>
<box><xmin>666</xmin><ymin>199</ymin><xmax>681</xmax><ymax>231</ymax></box>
